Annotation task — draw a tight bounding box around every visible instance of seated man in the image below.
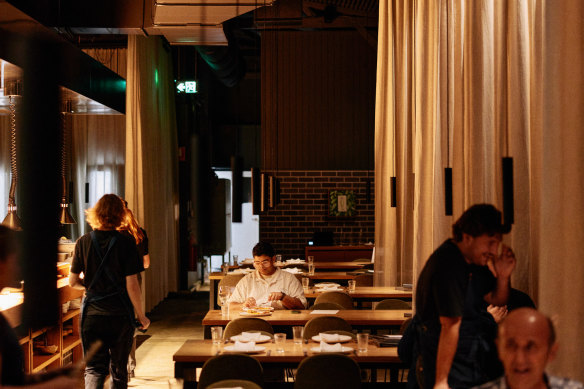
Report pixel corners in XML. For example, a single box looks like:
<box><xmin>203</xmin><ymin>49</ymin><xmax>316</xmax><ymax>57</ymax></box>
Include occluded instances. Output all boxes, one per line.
<box><xmin>474</xmin><ymin>308</ymin><xmax>583</xmax><ymax>389</ymax></box>
<box><xmin>229</xmin><ymin>242</ymin><xmax>307</xmax><ymax>310</ymax></box>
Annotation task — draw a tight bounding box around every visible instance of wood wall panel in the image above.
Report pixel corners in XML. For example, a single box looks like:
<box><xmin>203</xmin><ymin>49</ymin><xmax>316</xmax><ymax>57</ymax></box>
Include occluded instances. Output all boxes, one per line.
<box><xmin>261</xmin><ymin>30</ymin><xmax>376</xmax><ymax>170</ymax></box>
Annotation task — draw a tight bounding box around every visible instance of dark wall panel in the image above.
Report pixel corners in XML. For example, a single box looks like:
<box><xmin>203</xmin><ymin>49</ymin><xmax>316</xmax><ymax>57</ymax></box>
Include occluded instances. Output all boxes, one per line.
<box><xmin>261</xmin><ymin>30</ymin><xmax>376</xmax><ymax>170</ymax></box>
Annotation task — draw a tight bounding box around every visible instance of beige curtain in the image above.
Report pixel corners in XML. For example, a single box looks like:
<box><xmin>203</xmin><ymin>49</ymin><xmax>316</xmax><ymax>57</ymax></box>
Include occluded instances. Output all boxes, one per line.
<box><xmin>375</xmin><ymin>0</ymin><xmax>583</xmax><ymax>380</ymax></box>
<box><xmin>125</xmin><ymin>36</ymin><xmax>179</xmax><ymax>312</ymax></box>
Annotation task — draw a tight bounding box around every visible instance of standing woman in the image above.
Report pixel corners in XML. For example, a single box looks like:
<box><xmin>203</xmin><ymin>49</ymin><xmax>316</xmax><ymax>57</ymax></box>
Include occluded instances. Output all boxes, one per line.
<box><xmin>117</xmin><ymin>201</ymin><xmax>149</xmax><ymax>378</ymax></box>
<box><xmin>69</xmin><ymin>194</ymin><xmax>150</xmax><ymax>389</ymax></box>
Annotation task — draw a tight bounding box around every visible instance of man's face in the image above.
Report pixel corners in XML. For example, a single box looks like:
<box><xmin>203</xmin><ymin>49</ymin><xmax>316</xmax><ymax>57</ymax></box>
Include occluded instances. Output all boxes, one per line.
<box><xmin>497</xmin><ymin>312</ymin><xmax>557</xmax><ymax>389</ymax></box>
<box><xmin>461</xmin><ymin>233</ymin><xmax>501</xmax><ymax>266</ymax></box>
<box><xmin>253</xmin><ymin>254</ymin><xmax>276</xmax><ymax>276</ymax></box>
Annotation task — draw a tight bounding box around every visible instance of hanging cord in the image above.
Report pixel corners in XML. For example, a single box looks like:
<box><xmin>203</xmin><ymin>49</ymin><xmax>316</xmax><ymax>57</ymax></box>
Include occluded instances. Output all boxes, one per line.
<box><xmin>7</xmin><ymin>95</ymin><xmax>17</xmax><ymax>206</ymax></box>
<box><xmin>61</xmin><ymin>111</ymin><xmax>69</xmax><ymax>203</ymax></box>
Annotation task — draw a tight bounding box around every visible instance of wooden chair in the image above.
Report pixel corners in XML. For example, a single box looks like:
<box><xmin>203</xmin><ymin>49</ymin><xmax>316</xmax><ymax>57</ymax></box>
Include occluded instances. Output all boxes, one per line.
<box><xmin>314</xmin><ymin>291</ymin><xmax>354</xmax><ymax>309</ymax></box>
<box><xmin>205</xmin><ymin>379</ymin><xmax>262</xmax><ymax>389</ymax></box>
<box><xmin>303</xmin><ymin>316</ymin><xmax>352</xmax><ymax>340</ymax></box>
<box><xmin>309</xmin><ymin>302</ymin><xmax>346</xmax><ymax>310</ymax></box>
<box><xmin>353</xmin><ymin>273</ymin><xmax>373</xmax><ymax>286</ymax></box>
<box><xmin>223</xmin><ymin>317</ymin><xmax>274</xmax><ymax>340</ymax></box>
<box><xmin>294</xmin><ymin>354</ymin><xmax>361</xmax><ymax>389</ymax></box>
<box><xmin>374</xmin><ymin>299</ymin><xmax>412</xmax><ymax>310</ymax></box>
<box><xmin>198</xmin><ymin>354</ymin><xmax>263</xmax><ymax>389</ymax></box>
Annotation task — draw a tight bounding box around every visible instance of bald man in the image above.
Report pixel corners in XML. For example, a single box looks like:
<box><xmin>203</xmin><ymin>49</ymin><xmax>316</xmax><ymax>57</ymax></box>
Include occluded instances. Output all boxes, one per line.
<box><xmin>473</xmin><ymin>308</ymin><xmax>582</xmax><ymax>389</ymax></box>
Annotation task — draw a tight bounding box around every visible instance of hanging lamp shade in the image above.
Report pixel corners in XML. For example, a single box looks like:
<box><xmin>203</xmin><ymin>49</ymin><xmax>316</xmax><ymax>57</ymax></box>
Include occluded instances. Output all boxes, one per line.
<box><xmin>2</xmin><ymin>205</ymin><xmax>22</xmax><ymax>230</ymax></box>
<box><xmin>59</xmin><ymin>202</ymin><xmax>76</xmax><ymax>224</ymax></box>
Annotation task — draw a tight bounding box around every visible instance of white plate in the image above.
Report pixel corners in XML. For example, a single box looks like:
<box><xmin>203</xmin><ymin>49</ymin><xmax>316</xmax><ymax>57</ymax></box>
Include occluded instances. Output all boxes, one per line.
<box><xmin>230</xmin><ymin>334</ymin><xmax>272</xmax><ymax>343</ymax></box>
<box><xmin>315</xmin><ymin>282</ymin><xmax>341</xmax><ymax>288</ymax></box>
<box><xmin>223</xmin><ymin>345</ymin><xmax>266</xmax><ymax>354</ymax></box>
<box><xmin>311</xmin><ymin>334</ymin><xmax>353</xmax><ymax>343</ymax></box>
<box><xmin>239</xmin><ymin>311</ymin><xmax>273</xmax><ymax>317</ymax></box>
<box><xmin>310</xmin><ymin>346</ymin><xmax>353</xmax><ymax>354</ymax></box>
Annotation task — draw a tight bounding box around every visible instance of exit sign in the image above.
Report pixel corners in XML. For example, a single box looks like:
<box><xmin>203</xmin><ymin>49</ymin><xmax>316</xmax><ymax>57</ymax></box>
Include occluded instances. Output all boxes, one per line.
<box><xmin>176</xmin><ymin>81</ymin><xmax>197</xmax><ymax>94</ymax></box>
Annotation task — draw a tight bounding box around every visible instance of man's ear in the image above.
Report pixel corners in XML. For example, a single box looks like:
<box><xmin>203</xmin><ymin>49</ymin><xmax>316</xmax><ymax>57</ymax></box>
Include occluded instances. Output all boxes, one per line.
<box><xmin>548</xmin><ymin>342</ymin><xmax>559</xmax><ymax>362</ymax></box>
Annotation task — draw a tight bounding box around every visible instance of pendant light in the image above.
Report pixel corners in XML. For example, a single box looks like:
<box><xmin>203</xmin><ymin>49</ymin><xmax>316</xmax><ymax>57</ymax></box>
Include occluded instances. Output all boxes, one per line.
<box><xmin>59</xmin><ymin>102</ymin><xmax>76</xmax><ymax>224</ymax></box>
<box><xmin>2</xmin><ymin>90</ymin><xmax>22</xmax><ymax>230</ymax></box>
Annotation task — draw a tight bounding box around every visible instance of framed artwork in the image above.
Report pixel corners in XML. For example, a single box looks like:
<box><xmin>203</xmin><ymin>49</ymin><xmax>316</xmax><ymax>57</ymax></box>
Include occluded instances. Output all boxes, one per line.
<box><xmin>329</xmin><ymin>190</ymin><xmax>356</xmax><ymax>217</ymax></box>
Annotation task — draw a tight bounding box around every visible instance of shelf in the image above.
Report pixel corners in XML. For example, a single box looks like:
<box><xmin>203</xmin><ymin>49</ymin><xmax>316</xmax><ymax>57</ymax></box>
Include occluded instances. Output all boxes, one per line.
<box><xmin>32</xmin><ymin>353</ymin><xmax>60</xmax><ymax>373</ymax></box>
<box><xmin>63</xmin><ymin>336</ymin><xmax>82</xmax><ymax>354</ymax></box>
<box><xmin>31</xmin><ymin>328</ymin><xmax>47</xmax><ymax>339</ymax></box>
<box><xmin>62</xmin><ymin>308</ymin><xmax>81</xmax><ymax>322</ymax></box>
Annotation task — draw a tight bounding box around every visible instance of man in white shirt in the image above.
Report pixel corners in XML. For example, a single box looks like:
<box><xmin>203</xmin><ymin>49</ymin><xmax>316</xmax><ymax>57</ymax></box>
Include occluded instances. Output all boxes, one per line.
<box><xmin>229</xmin><ymin>242</ymin><xmax>307</xmax><ymax>310</ymax></box>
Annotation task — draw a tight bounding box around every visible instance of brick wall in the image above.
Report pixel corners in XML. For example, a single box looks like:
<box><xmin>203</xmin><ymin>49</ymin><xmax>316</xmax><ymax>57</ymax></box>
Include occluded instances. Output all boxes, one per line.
<box><xmin>259</xmin><ymin>170</ymin><xmax>374</xmax><ymax>258</ymax></box>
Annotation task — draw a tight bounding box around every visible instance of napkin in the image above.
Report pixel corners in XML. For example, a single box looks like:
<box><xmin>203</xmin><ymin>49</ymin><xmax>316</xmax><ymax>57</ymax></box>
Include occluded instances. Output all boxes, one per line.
<box><xmin>319</xmin><ymin>341</ymin><xmax>343</xmax><ymax>352</ymax></box>
<box><xmin>283</xmin><ymin>267</ymin><xmax>302</xmax><ymax>274</ymax></box>
<box><xmin>240</xmin><ymin>332</ymin><xmax>263</xmax><ymax>342</ymax></box>
<box><xmin>319</xmin><ymin>333</ymin><xmax>342</xmax><ymax>342</ymax></box>
<box><xmin>233</xmin><ymin>340</ymin><xmax>256</xmax><ymax>351</ymax></box>
<box><xmin>316</xmin><ymin>285</ymin><xmax>342</xmax><ymax>291</ymax></box>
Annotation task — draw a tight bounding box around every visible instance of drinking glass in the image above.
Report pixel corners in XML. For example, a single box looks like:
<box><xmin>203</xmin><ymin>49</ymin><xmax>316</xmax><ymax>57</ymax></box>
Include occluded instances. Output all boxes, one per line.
<box><xmin>357</xmin><ymin>333</ymin><xmax>369</xmax><ymax>352</ymax></box>
<box><xmin>347</xmin><ymin>279</ymin><xmax>356</xmax><ymax>293</ymax></box>
<box><xmin>292</xmin><ymin>326</ymin><xmax>304</xmax><ymax>344</ymax></box>
<box><xmin>308</xmin><ymin>262</ymin><xmax>315</xmax><ymax>276</ymax></box>
<box><xmin>302</xmin><ymin>277</ymin><xmax>310</xmax><ymax>291</ymax></box>
<box><xmin>307</xmin><ymin>256</ymin><xmax>314</xmax><ymax>264</ymax></box>
<box><xmin>211</xmin><ymin>326</ymin><xmax>223</xmax><ymax>345</ymax></box>
<box><xmin>221</xmin><ymin>303</ymin><xmax>229</xmax><ymax>318</ymax></box>
<box><xmin>275</xmin><ymin>254</ymin><xmax>283</xmax><ymax>264</ymax></box>
<box><xmin>232</xmin><ymin>255</ymin><xmax>239</xmax><ymax>266</ymax></box>
<box><xmin>221</xmin><ymin>263</ymin><xmax>230</xmax><ymax>276</ymax></box>
<box><xmin>274</xmin><ymin>333</ymin><xmax>286</xmax><ymax>352</ymax></box>
<box><xmin>218</xmin><ymin>285</ymin><xmax>230</xmax><ymax>306</ymax></box>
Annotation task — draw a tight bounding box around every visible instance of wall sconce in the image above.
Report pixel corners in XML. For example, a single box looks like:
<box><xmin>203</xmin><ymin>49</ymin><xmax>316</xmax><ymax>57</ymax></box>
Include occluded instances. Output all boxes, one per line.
<box><xmin>2</xmin><ymin>91</ymin><xmax>22</xmax><ymax>230</ymax></box>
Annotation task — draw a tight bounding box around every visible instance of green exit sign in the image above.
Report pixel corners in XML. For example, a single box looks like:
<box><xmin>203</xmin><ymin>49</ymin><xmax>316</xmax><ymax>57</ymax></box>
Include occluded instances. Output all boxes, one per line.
<box><xmin>176</xmin><ymin>81</ymin><xmax>197</xmax><ymax>94</ymax></box>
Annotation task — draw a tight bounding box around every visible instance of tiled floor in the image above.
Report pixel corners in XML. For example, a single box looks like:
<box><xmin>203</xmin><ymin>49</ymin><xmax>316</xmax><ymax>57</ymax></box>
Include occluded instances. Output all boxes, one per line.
<box><xmin>129</xmin><ymin>291</ymin><xmax>209</xmax><ymax>388</ymax></box>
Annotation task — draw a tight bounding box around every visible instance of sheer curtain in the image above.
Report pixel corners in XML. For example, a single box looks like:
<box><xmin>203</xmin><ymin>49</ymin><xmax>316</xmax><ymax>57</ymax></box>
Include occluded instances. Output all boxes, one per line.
<box><xmin>375</xmin><ymin>0</ymin><xmax>583</xmax><ymax>379</ymax></box>
<box><xmin>69</xmin><ymin>115</ymin><xmax>126</xmax><ymax>239</ymax></box>
<box><xmin>125</xmin><ymin>35</ymin><xmax>179</xmax><ymax>312</ymax></box>
<box><xmin>0</xmin><ymin>116</ymin><xmax>10</xmax><ymax>219</ymax></box>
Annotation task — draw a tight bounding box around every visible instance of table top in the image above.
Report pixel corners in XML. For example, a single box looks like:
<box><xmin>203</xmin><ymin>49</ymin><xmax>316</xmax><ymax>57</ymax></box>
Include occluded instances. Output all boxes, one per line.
<box><xmin>202</xmin><ymin>309</ymin><xmax>411</xmax><ymax>326</ymax></box>
<box><xmin>173</xmin><ymin>339</ymin><xmax>401</xmax><ymax>364</ymax></box>
<box><xmin>304</xmin><ymin>286</ymin><xmax>412</xmax><ymax>299</ymax></box>
<box><xmin>210</xmin><ymin>271</ymin><xmax>360</xmax><ymax>280</ymax></box>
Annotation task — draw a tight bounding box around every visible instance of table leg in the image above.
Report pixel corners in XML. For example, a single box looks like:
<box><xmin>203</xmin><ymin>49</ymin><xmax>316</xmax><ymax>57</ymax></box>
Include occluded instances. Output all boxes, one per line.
<box><xmin>209</xmin><ymin>278</ymin><xmax>217</xmax><ymax>310</ymax></box>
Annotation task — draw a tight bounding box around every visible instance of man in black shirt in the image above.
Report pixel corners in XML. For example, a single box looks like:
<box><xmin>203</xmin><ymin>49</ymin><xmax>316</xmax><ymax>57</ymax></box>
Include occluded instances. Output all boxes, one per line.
<box><xmin>415</xmin><ymin>204</ymin><xmax>516</xmax><ymax>389</ymax></box>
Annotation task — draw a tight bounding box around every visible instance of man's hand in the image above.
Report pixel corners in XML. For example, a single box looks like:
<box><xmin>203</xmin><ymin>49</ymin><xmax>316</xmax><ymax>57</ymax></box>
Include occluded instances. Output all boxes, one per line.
<box><xmin>487</xmin><ymin>304</ymin><xmax>508</xmax><ymax>323</ymax></box>
<box><xmin>137</xmin><ymin>314</ymin><xmax>150</xmax><ymax>330</ymax></box>
<box><xmin>243</xmin><ymin>297</ymin><xmax>256</xmax><ymax>308</ymax></box>
<box><xmin>434</xmin><ymin>380</ymin><xmax>451</xmax><ymax>389</ymax></box>
<box><xmin>268</xmin><ymin>292</ymin><xmax>284</xmax><ymax>301</ymax></box>
<box><xmin>492</xmin><ymin>244</ymin><xmax>516</xmax><ymax>279</ymax></box>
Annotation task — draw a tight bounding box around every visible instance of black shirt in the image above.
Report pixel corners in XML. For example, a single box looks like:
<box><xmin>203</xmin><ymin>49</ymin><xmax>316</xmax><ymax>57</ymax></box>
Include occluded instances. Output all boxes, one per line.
<box><xmin>416</xmin><ymin>239</ymin><xmax>495</xmax><ymax>328</ymax></box>
<box><xmin>71</xmin><ymin>230</ymin><xmax>143</xmax><ymax>316</ymax></box>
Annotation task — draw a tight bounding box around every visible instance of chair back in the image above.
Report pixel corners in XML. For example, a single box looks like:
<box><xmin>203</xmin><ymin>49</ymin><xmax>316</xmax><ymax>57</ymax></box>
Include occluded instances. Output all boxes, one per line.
<box><xmin>314</xmin><ymin>291</ymin><xmax>354</xmax><ymax>309</ymax></box>
<box><xmin>374</xmin><ymin>299</ymin><xmax>412</xmax><ymax>310</ymax></box>
<box><xmin>205</xmin><ymin>379</ymin><xmax>263</xmax><ymax>389</ymax></box>
<box><xmin>303</xmin><ymin>316</ymin><xmax>352</xmax><ymax>340</ymax></box>
<box><xmin>217</xmin><ymin>274</ymin><xmax>245</xmax><ymax>306</ymax></box>
<box><xmin>199</xmin><ymin>354</ymin><xmax>264</xmax><ymax>389</ymax></box>
<box><xmin>353</xmin><ymin>273</ymin><xmax>373</xmax><ymax>286</ymax></box>
<box><xmin>309</xmin><ymin>302</ymin><xmax>345</xmax><ymax>311</ymax></box>
<box><xmin>223</xmin><ymin>317</ymin><xmax>275</xmax><ymax>339</ymax></box>
<box><xmin>294</xmin><ymin>354</ymin><xmax>361</xmax><ymax>389</ymax></box>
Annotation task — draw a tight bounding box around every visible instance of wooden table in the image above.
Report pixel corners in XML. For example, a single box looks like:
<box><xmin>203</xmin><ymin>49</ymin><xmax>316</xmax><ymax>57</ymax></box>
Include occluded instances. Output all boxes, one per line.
<box><xmin>305</xmin><ymin>286</ymin><xmax>412</xmax><ymax>302</ymax></box>
<box><xmin>174</xmin><ymin>339</ymin><xmax>405</xmax><ymax>386</ymax></box>
<box><xmin>202</xmin><ymin>309</ymin><xmax>411</xmax><ymax>339</ymax></box>
<box><xmin>208</xmin><ymin>271</ymin><xmax>362</xmax><ymax>310</ymax></box>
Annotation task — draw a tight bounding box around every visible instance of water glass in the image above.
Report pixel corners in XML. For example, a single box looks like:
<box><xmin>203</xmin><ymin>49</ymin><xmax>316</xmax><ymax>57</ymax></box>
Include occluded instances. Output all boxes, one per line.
<box><xmin>211</xmin><ymin>326</ymin><xmax>223</xmax><ymax>345</ymax></box>
<box><xmin>221</xmin><ymin>263</ymin><xmax>229</xmax><ymax>276</ymax></box>
<box><xmin>232</xmin><ymin>255</ymin><xmax>239</xmax><ymax>266</ymax></box>
<box><xmin>274</xmin><ymin>333</ymin><xmax>286</xmax><ymax>352</ymax></box>
<box><xmin>275</xmin><ymin>254</ymin><xmax>283</xmax><ymax>264</ymax></box>
<box><xmin>292</xmin><ymin>326</ymin><xmax>304</xmax><ymax>344</ymax></box>
<box><xmin>221</xmin><ymin>303</ymin><xmax>229</xmax><ymax>318</ymax></box>
<box><xmin>302</xmin><ymin>277</ymin><xmax>310</xmax><ymax>291</ymax></box>
<box><xmin>347</xmin><ymin>279</ymin><xmax>356</xmax><ymax>293</ymax></box>
<box><xmin>307</xmin><ymin>256</ymin><xmax>314</xmax><ymax>264</ymax></box>
<box><xmin>308</xmin><ymin>262</ymin><xmax>315</xmax><ymax>276</ymax></box>
<box><xmin>357</xmin><ymin>333</ymin><xmax>369</xmax><ymax>352</ymax></box>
